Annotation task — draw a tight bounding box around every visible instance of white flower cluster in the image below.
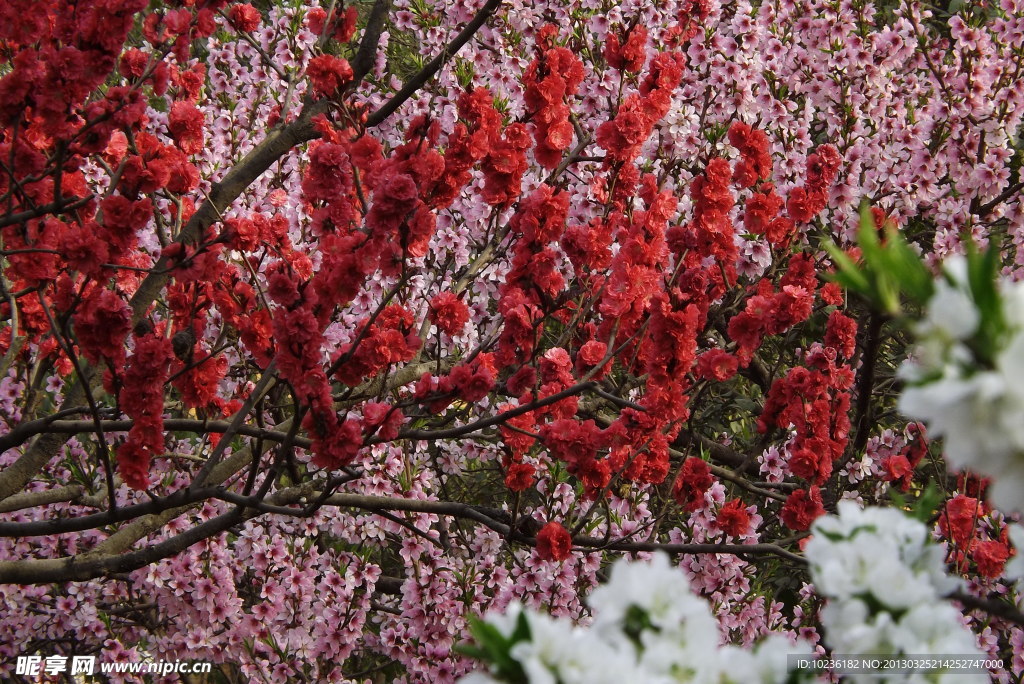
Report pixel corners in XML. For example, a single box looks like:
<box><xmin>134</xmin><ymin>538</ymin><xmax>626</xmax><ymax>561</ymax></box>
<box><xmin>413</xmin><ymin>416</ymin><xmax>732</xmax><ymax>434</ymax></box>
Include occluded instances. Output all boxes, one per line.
<box><xmin>464</xmin><ymin>504</ymin><xmax>990</xmax><ymax>684</ymax></box>
<box><xmin>459</xmin><ymin>553</ymin><xmax>809</xmax><ymax>684</ymax></box>
<box><xmin>805</xmin><ymin>501</ymin><xmax>985</xmax><ymax>683</ymax></box>
<box><xmin>897</xmin><ymin>256</ymin><xmax>1024</xmax><ymax>512</ymax></box>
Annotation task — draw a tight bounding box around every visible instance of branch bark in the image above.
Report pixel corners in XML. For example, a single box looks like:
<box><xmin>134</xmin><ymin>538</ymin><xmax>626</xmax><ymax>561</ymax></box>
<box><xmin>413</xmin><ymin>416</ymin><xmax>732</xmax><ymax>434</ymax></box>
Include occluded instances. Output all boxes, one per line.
<box><xmin>0</xmin><ymin>488</ymin><xmax>805</xmax><ymax>584</ymax></box>
<box><xmin>365</xmin><ymin>0</ymin><xmax>503</xmax><ymax>127</ymax></box>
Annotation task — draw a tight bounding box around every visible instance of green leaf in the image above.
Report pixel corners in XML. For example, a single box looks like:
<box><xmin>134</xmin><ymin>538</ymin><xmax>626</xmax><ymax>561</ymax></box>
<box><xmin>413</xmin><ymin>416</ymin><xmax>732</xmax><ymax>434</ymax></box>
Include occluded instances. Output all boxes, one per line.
<box><xmin>823</xmin><ymin>240</ymin><xmax>870</xmax><ymax>293</ymax></box>
<box><xmin>462</xmin><ymin>616</ymin><xmax>529</xmax><ymax>683</ymax></box>
<box><xmin>856</xmin><ymin>204</ymin><xmax>883</xmax><ymax>263</ymax></box>
<box><xmin>882</xmin><ymin>225</ymin><xmax>933</xmax><ymax>304</ymax></box>
<box><xmin>453</xmin><ymin>643</ymin><xmax>489</xmax><ymax>660</ymax></box>
<box><xmin>910</xmin><ymin>481</ymin><xmax>943</xmax><ymax>523</ymax></box>
<box><xmin>509</xmin><ymin>611</ymin><xmax>531</xmax><ymax>645</ymax></box>
<box><xmin>965</xmin><ymin>237</ymin><xmax>1006</xmax><ymax>364</ymax></box>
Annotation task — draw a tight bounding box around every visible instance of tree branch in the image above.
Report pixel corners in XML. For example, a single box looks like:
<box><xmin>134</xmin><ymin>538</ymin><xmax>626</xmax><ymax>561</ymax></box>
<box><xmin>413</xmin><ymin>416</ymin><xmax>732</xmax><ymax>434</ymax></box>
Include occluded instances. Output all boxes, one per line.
<box><xmin>365</xmin><ymin>0</ymin><xmax>503</xmax><ymax>127</ymax></box>
<box><xmin>0</xmin><ymin>485</ymin><xmax>805</xmax><ymax>583</ymax></box>
<box><xmin>349</xmin><ymin>0</ymin><xmax>392</xmax><ymax>86</ymax></box>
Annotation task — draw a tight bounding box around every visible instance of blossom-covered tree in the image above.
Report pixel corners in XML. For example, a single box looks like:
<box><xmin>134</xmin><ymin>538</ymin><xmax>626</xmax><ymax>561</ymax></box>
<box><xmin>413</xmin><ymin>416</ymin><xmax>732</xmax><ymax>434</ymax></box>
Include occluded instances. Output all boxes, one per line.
<box><xmin>1</xmin><ymin>0</ymin><xmax>1024</xmax><ymax>681</ymax></box>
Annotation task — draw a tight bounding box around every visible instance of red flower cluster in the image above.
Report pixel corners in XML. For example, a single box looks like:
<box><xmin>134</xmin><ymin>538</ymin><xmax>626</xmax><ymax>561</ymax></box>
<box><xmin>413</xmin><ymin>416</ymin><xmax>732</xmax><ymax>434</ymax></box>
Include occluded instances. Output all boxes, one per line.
<box><xmin>334</xmin><ymin>305</ymin><xmax>421</xmax><ymax>387</ymax></box>
<box><xmin>523</xmin><ymin>39</ymin><xmax>584</xmax><ymax>169</ymax></box>
<box><xmin>482</xmin><ymin>123</ymin><xmax>531</xmax><ymax>208</ymax></box>
<box><xmin>717</xmin><ymin>498</ymin><xmax>752</xmax><ymax>537</ymax></box>
<box><xmin>449</xmin><ymin>353</ymin><xmax>498</xmax><ymax>403</ymax></box>
<box><xmin>673</xmin><ymin>457</ymin><xmax>714</xmax><ymax>511</ymax></box>
<box><xmin>173</xmin><ymin>349</ymin><xmax>228</xmax><ymax>412</ymax></box>
<box><xmin>117</xmin><ymin>332</ymin><xmax>173</xmax><ymax>490</ymax></box>
<box><xmin>973</xmin><ymin>540</ymin><xmax>1011</xmax><ymax>579</ymax></box>
<box><xmin>695</xmin><ymin>348</ymin><xmax>739</xmax><ymax>382</ymax></box>
<box><xmin>536</xmin><ymin>521</ymin><xmax>572</xmax><ymax>561</ymax></box>
<box><xmin>667</xmin><ymin>158</ymin><xmax>737</xmax><ymax>284</ymax></box>
<box><xmin>727</xmin><ymin>254</ymin><xmax>823</xmax><ymax>365</ymax></box>
<box><xmin>0</xmin><ymin>0</ymin><xmax>148</xmax><ymax>139</ymax></box>
<box><xmin>575</xmin><ymin>340</ymin><xmax>609</xmax><ymax>379</ymax></box>
<box><xmin>759</xmin><ymin>344</ymin><xmax>854</xmax><ymax>484</ymax></box>
<box><xmin>641</xmin><ymin>295</ymin><xmax>699</xmax><ymax>422</ymax></box>
<box><xmin>74</xmin><ymin>288</ymin><xmax>133</xmax><ymax>365</ymax></box>
<box><xmin>743</xmin><ymin>186</ymin><xmax>792</xmax><ymax>247</ymax></box>
<box><xmin>597</xmin><ymin>52</ymin><xmax>683</xmax><ymax>164</ymax></box>
<box><xmin>306</xmin><ymin>6</ymin><xmax>358</xmax><ymax>43</ymax></box>
<box><xmin>824</xmin><ymin>310</ymin><xmax>858</xmax><ymax>359</ymax></box>
<box><xmin>428</xmin><ymin>291</ymin><xmax>470</xmax><ymax>336</ymax></box>
<box><xmin>938</xmin><ymin>494</ymin><xmax>1013</xmax><ymax>578</ymax></box>
<box><xmin>561</xmin><ymin>216</ymin><xmax>614</xmax><ymax>274</ymax></box>
<box><xmin>667</xmin><ymin>0</ymin><xmax>711</xmax><ymax>45</ymax></box>
<box><xmin>433</xmin><ymin>89</ymin><xmax>500</xmax><ymax>206</ymax></box>
<box><xmin>306</xmin><ymin>55</ymin><xmax>353</xmax><ymax>97</ymax></box>
<box><xmin>119</xmin><ymin>132</ymin><xmax>200</xmax><ymax>197</ymax></box>
<box><xmin>362</xmin><ymin>402</ymin><xmax>404</xmax><ymax>441</ymax></box>
<box><xmin>168</xmin><ymin>101</ymin><xmax>204</xmax><ymax>155</ymax></box>
<box><xmin>780</xmin><ymin>486</ymin><xmax>825</xmax><ymax>531</ymax></box>
<box><xmin>728</xmin><ymin>122</ymin><xmax>772</xmax><ymax>188</ymax></box>
<box><xmin>263</xmin><ymin>258</ymin><xmax>370</xmax><ymax>471</ymax></box>
<box><xmin>495</xmin><ymin>184</ymin><xmax>573</xmax><ymax>366</ymax></box>
<box><xmin>604</xmin><ymin>25</ymin><xmax>648</xmax><ymax>72</ymax></box>
<box><xmin>879</xmin><ymin>423</ymin><xmax>927</xmax><ymax>491</ymax></box>
<box><xmin>786</xmin><ymin>145</ymin><xmax>842</xmax><ymax>223</ymax></box>
<box><xmin>504</xmin><ymin>462</ymin><xmax>536</xmax><ymax>491</ymax></box>
<box><xmin>539</xmin><ymin>418</ymin><xmax>602</xmax><ymax>463</ymax></box>
<box><xmin>440</xmin><ymin>87</ymin><xmax>530</xmax><ymax>209</ymax></box>
<box><xmin>939</xmin><ymin>494</ymin><xmax>984</xmax><ymax>548</ymax></box>
<box><xmin>227</xmin><ymin>3</ymin><xmax>261</xmax><ymax>33</ymax></box>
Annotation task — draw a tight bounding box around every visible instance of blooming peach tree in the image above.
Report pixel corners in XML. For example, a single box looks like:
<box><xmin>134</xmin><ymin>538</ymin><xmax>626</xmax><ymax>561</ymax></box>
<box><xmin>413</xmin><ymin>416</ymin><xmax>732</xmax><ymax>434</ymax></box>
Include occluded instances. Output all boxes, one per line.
<box><xmin>1</xmin><ymin>0</ymin><xmax>1024</xmax><ymax>681</ymax></box>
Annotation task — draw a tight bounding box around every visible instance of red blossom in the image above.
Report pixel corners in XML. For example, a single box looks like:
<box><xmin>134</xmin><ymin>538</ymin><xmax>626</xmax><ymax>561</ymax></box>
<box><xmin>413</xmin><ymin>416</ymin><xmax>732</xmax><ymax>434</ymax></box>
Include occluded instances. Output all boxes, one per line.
<box><xmin>717</xmin><ymin>499</ymin><xmax>752</xmax><ymax>537</ymax></box>
<box><xmin>938</xmin><ymin>494</ymin><xmax>982</xmax><ymax>548</ymax></box>
<box><xmin>536</xmin><ymin>521</ymin><xmax>572</xmax><ymax>561</ymax></box>
<box><xmin>228</xmin><ymin>3</ymin><xmax>261</xmax><ymax>32</ymax></box>
<box><xmin>429</xmin><ymin>291</ymin><xmax>470</xmax><ymax>336</ymax></box>
<box><xmin>116</xmin><ymin>332</ymin><xmax>173</xmax><ymax>490</ymax></box>
<box><xmin>820</xmin><ymin>282</ymin><xmax>845</xmax><ymax>306</ymax></box>
<box><xmin>880</xmin><ymin>453</ymin><xmax>914</xmax><ymax>491</ymax></box>
<box><xmin>168</xmin><ymin>101</ymin><xmax>204</xmax><ymax>155</ymax></box>
<box><xmin>523</xmin><ymin>45</ymin><xmax>583</xmax><ymax>169</ymax></box>
<box><xmin>973</xmin><ymin>540</ymin><xmax>1011</xmax><ymax>578</ymax></box>
<box><xmin>728</xmin><ymin>122</ymin><xmax>772</xmax><ymax>188</ymax></box>
<box><xmin>505</xmin><ymin>365</ymin><xmax>537</xmax><ymax>397</ymax></box>
<box><xmin>672</xmin><ymin>457</ymin><xmax>713</xmax><ymax>511</ymax></box>
<box><xmin>786</xmin><ymin>186</ymin><xmax>818</xmax><ymax>223</ymax></box>
<box><xmin>695</xmin><ymin>348</ymin><xmax>739</xmax><ymax>381</ymax></box>
<box><xmin>575</xmin><ymin>340</ymin><xmax>609</xmax><ymax>378</ymax></box>
<box><xmin>74</xmin><ymin>288</ymin><xmax>132</xmax><ymax>364</ymax></box>
<box><xmin>307</xmin><ymin>6</ymin><xmax>358</xmax><ymax>42</ymax></box>
<box><xmin>824</xmin><ymin>310</ymin><xmax>858</xmax><ymax>358</ymax></box>
<box><xmin>363</xmin><ymin>402</ymin><xmax>404</xmax><ymax>440</ymax></box>
<box><xmin>449</xmin><ymin>353</ymin><xmax>497</xmax><ymax>403</ymax></box>
<box><xmin>306</xmin><ymin>55</ymin><xmax>353</xmax><ymax>97</ymax></box>
<box><xmin>504</xmin><ymin>462</ymin><xmax>535</xmax><ymax>492</ymax></box>
<box><xmin>781</xmin><ymin>486</ymin><xmax>825</xmax><ymax>531</ymax></box>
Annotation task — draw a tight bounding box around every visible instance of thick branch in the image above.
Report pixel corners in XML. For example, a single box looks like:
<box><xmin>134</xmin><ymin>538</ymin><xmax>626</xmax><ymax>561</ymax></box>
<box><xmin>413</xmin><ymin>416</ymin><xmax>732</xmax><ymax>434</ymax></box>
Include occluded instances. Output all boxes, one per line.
<box><xmin>365</xmin><ymin>0</ymin><xmax>503</xmax><ymax>127</ymax></box>
<box><xmin>0</xmin><ymin>418</ymin><xmax>310</xmax><ymax>455</ymax></box>
<box><xmin>950</xmin><ymin>590</ymin><xmax>1024</xmax><ymax>627</ymax></box>
<box><xmin>0</xmin><ymin>194</ymin><xmax>95</xmax><ymax>229</ymax></box>
<box><xmin>0</xmin><ymin>485</ymin><xmax>85</xmax><ymax>513</ymax></box>
<box><xmin>0</xmin><ymin>487</ymin><xmax>805</xmax><ymax>583</ymax></box>
<box><xmin>350</xmin><ymin>0</ymin><xmax>392</xmax><ymax>85</ymax></box>
<box><xmin>0</xmin><ymin>508</ymin><xmax>247</xmax><ymax>583</ymax></box>
<box><xmin>0</xmin><ymin>103</ymin><xmax>331</xmax><ymax>503</ymax></box>
<box><xmin>394</xmin><ymin>380</ymin><xmax>596</xmax><ymax>441</ymax></box>
<box><xmin>128</xmin><ymin>102</ymin><xmax>328</xmax><ymax>323</ymax></box>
